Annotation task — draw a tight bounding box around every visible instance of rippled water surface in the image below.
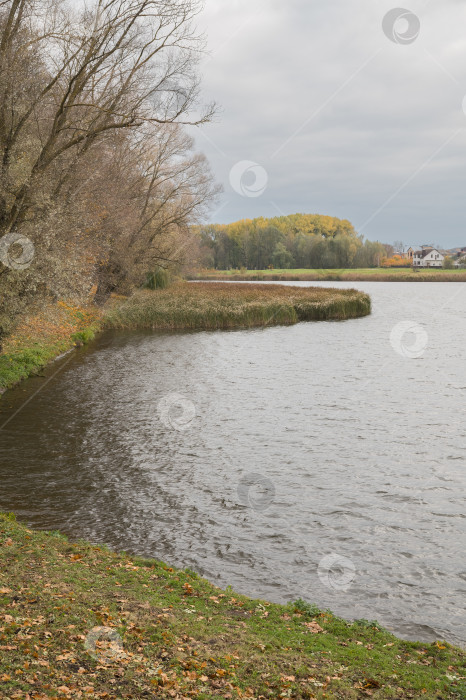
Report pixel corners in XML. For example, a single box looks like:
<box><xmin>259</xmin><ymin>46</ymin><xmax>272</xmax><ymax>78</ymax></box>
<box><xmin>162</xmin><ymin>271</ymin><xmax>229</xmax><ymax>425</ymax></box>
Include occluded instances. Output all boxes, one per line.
<box><xmin>1</xmin><ymin>282</ymin><xmax>465</xmax><ymax>647</ymax></box>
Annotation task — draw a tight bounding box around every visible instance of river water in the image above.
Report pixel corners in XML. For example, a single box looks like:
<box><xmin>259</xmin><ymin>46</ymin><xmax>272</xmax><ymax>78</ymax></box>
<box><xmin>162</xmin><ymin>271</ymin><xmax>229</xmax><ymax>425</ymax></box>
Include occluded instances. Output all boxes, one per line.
<box><xmin>0</xmin><ymin>281</ymin><xmax>465</xmax><ymax>647</ymax></box>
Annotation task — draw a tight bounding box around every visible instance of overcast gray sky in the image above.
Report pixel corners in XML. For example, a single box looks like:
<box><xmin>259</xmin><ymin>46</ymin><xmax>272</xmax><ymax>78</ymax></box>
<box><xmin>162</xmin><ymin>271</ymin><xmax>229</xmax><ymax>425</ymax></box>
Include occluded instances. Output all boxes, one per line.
<box><xmin>189</xmin><ymin>0</ymin><xmax>466</xmax><ymax>247</ymax></box>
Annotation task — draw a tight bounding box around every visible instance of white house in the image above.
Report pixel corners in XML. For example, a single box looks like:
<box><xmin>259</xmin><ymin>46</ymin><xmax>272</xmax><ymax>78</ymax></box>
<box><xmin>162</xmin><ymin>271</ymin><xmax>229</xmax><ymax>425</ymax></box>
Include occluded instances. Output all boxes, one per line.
<box><xmin>412</xmin><ymin>248</ymin><xmax>444</xmax><ymax>268</ymax></box>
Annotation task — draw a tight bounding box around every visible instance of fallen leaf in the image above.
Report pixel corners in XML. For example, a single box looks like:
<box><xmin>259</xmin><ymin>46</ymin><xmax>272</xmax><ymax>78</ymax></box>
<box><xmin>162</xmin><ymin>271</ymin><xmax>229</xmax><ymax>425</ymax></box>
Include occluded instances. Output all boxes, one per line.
<box><xmin>304</xmin><ymin>621</ymin><xmax>324</xmax><ymax>634</ymax></box>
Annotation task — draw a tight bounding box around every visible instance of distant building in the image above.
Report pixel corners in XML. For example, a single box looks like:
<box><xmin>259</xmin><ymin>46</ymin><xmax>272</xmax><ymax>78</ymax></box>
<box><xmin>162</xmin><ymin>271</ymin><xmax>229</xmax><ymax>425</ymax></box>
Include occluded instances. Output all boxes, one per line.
<box><xmin>407</xmin><ymin>246</ymin><xmax>421</xmax><ymax>261</ymax></box>
<box><xmin>453</xmin><ymin>247</ymin><xmax>466</xmax><ymax>267</ymax></box>
<box><xmin>412</xmin><ymin>248</ymin><xmax>444</xmax><ymax>268</ymax></box>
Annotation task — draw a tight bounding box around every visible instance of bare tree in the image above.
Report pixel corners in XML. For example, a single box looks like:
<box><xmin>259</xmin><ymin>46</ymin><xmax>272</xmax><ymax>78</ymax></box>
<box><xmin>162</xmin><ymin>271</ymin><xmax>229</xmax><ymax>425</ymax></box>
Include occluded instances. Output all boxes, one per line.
<box><xmin>0</xmin><ymin>0</ymin><xmax>217</xmax><ymax>344</ymax></box>
<box><xmin>0</xmin><ymin>0</ymin><xmax>214</xmax><ymax>236</ymax></box>
<box><xmin>76</xmin><ymin>123</ymin><xmax>220</xmax><ymax>303</ymax></box>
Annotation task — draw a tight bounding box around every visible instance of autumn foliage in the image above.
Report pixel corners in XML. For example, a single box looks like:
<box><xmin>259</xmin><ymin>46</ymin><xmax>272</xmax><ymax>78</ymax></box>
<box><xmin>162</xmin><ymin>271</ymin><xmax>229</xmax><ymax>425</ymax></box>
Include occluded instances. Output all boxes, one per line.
<box><xmin>381</xmin><ymin>255</ymin><xmax>412</xmax><ymax>268</ymax></box>
<box><xmin>0</xmin><ymin>0</ymin><xmax>218</xmax><ymax>345</ymax></box>
<box><xmin>4</xmin><ymin>302</ymin><xmax>100</xmax><ymax>354</ymax></box>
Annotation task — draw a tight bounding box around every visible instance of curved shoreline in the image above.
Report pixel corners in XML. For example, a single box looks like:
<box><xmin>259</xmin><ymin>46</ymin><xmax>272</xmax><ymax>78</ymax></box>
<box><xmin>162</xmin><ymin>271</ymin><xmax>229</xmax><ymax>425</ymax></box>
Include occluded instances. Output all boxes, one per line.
<box><xmin>0</xmin><ymin>513</ymin><xmax>464</xmax><ymax>699</ymax></box>
<box><xmin>103</xmin><ymin>283</ymin><xmax>371</xmax><ymax>331</ymax></box>
<box><xmin>0</xmin><ymin>284</ymin><xmax>370</xmax><ymax>393</ymax></box>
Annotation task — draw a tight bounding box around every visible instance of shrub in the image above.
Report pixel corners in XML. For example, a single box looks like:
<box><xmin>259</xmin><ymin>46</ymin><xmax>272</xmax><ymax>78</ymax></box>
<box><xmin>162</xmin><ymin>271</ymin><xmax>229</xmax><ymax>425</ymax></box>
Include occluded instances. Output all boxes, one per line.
<box><xmin>443</xmin><ymin>256</ymin><xmax>455</xmax><ymax>270</ymax></box>
<box><xmin>144</xmin><ymin>267</ymin><xmax>171</xmax><ymax>290</ymax></box>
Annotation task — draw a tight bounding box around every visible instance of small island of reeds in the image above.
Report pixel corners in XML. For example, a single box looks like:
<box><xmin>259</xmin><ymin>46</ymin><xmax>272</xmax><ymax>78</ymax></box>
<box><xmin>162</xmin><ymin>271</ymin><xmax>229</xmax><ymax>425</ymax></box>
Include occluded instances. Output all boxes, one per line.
<box><xmin>0</xmin><ymin>283</ymin><xmax>369</xmax><ymax>393</ymax></box>
<box><xmin>104</xmin><ymin>282</ymin><xmax>371</xmax><ymax>331</ymax></box>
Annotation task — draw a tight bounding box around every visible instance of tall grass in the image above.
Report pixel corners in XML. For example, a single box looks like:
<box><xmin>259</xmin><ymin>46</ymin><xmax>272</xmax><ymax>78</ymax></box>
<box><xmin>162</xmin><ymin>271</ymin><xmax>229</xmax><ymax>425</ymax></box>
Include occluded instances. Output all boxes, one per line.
<box><xmin>104</xmin><ymin>283</ymin><xmax>371</xmax><ymax>330</ymax></box>
<box><xmin>188</xmin><ymin>269</ymin><xmax>466</xmax><ymax>282</ymax></box>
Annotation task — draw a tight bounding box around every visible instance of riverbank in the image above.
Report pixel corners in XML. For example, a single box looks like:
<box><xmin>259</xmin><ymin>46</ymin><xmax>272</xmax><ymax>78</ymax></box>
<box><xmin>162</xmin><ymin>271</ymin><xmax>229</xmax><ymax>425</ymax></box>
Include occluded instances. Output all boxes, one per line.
<box><xmin>0</xmin><ymin>284</ymin><xmax>370</xmax><ymax>393</ymax></box>
<box><xmin>104</xmin><ymin>283</ymin><xmax>371</xmax><ymax>330</ymax></box>
<box><xmin>1</xmin><ymin>513</ymin><xmax>464</xmax><ymax>700</ymax></box>
<box><xmin>188</xmin><ymin>268</ymin><xmax>466</xmax><ymax>282</ymax></box>
<box><xmin>0</xmin><ymin>301</ymin><xmax>100</xmax><ymax>393</ymax></box>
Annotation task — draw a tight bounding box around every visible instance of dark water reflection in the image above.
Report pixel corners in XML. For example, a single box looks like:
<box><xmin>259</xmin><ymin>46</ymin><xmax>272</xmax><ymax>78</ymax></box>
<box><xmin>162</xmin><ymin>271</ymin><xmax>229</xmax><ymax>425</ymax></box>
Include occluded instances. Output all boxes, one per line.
<box><xmin>0</xmin><ymin>281</ymin><xmax>465</xmax><ymax>647</ymax></box>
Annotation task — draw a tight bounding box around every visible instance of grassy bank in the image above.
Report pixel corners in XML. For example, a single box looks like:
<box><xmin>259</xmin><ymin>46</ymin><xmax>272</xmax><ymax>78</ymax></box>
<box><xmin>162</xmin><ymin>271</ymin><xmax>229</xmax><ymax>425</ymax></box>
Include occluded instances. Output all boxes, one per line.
<box><xmin>104</xmin><ymin>283</ymin><xmax>371</xmax><ymax>330</ymax></box>
<box><xmin>0</xmin><ymin>284</ymin><xmax>369</xmax><ymax>393</ymax></box>
<box><xmin>0</xmin><ymin>302</ymin><xmax>100</xmax><ymax>393</ymax></box>
<box><xmin>0</xmin><ymin>514</ymin><xmax>464</xmax><ymax>700</ymax></box>
<box><xmin>188</xmin><ymin>268</ymin><xmax>466</xmax><ymax>282</ymax></box>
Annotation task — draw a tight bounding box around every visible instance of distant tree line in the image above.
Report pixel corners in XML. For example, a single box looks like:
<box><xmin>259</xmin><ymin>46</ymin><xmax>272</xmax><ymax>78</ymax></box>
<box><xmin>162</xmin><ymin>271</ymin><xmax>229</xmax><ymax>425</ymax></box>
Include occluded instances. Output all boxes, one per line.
<box><xmin>194</xmin><ymin>215</ymin><xmax>389</xmax><ymax>270</ymax></box>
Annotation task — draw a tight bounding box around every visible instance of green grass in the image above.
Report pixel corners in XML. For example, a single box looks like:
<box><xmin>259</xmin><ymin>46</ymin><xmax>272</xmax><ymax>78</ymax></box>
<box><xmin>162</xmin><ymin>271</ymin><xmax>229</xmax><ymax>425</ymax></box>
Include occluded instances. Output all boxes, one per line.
<box><xmin>0</xmin><ymin>330</ymin><xmax>98</xmax><ymax>394</ymax></box>
<box><xmin>0</xmin><ymin>513</ymin><xmax>464</xmax><ymax>699</ymax></box>
<box><xmin>188</xmin><ymin>268</ymin><xmax>466</xmax><ymax>282</ymax></box>
<box><xmin>0</xmin><ymin>303</ymin><xmax>100</xmax><ymax>393</ymax></box>
<box><xmin>104</xmin><ymin>282</ymin><xmax>371</xmax><ymax>331</ymax></box>
<box><xmin>0</xmin><ymin>343</ymin><xmax>70</xmax><ymax>392</ymax></box>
